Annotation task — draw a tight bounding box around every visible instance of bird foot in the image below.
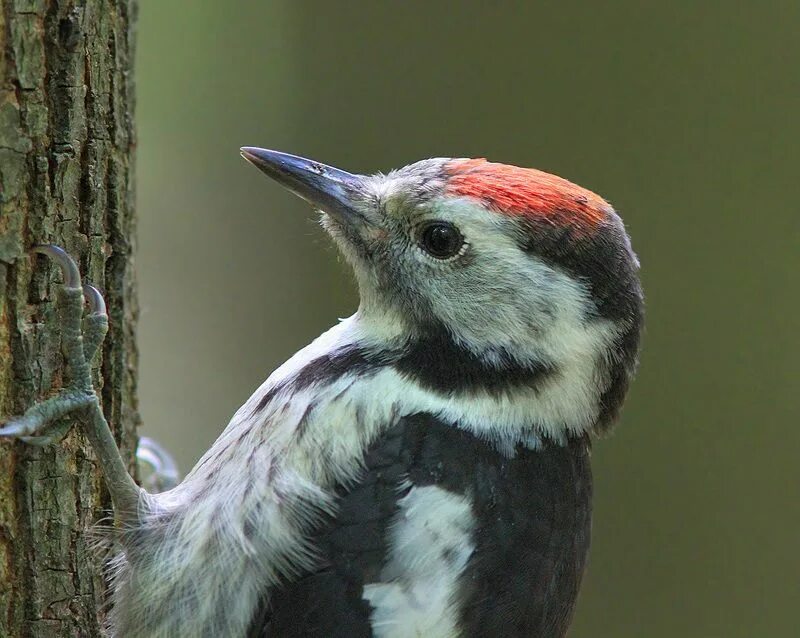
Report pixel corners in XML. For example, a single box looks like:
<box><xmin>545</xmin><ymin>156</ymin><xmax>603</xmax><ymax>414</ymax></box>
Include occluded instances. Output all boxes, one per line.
<box><xmin>0</xmin><ymin>390</ymin><xmax>96</xmax><ymax>446</ymax></box>
<box><xmin>0</xmin><ymin>245</ymin><xmax>142</xmax><ymax>517</ymax></box>
<box><xmin>137</xmin><ymin>436</ymin><xmax>180</xmax><ymax>492</ymax></box>
<box><xmin>0</xmin><ymin>246</ymin><xmax>104</xmax><ymax>444</ymax></box>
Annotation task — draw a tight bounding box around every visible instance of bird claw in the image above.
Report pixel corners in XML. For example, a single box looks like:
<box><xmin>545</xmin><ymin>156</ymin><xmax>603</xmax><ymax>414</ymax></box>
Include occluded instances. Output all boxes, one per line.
<box><xmin>83</xmin><ymin>283</ymin><xmax>107</xmax><ymax>316</ymax></box>
<box><xmin>0</xmin><ymin>417</ymin><xmax>71</xmax><ymax>447</ymax></box>
<box><xmin>0</xmin><ymin>391</ymin><xmax>95</xmax><ymax>445</ymax></box>
<box><xmin>1</xmin><ymin>244</ymin><xmax>142</xmax><ymax>514</ymax></box>
<box><xmin>0</xmin><ymin>419</ymin><xmax>37</xmax><ymax>439</ymax></box>
<box><xmin>32</xmin><ymin>244</ymin><xmax>82</xmax><ymax>289</ymax></box>
<box><xmin>0</xmin><ymin>245</ymin><xmax>108</xmax><ymax>446</ymax></box>
<box><xmin>20</xmin><ymin>428</ymin><xmax>71</xmax><ymax>447</ymax></box>
<box><xmin>136</xmin><ymin>436</ymin><xmax>181</xmax><ymax>492</ymax></box>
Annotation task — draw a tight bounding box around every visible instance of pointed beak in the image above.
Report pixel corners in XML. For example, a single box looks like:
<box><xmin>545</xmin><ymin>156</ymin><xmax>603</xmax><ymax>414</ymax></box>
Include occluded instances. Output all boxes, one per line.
<box><xmin>240</xmin><ymin>147</ymin><xmax>365</xmax><ymax>224</ymax></box>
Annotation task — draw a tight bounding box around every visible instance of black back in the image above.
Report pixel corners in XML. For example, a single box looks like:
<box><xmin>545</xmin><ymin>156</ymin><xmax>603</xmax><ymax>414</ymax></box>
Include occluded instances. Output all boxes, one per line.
<box><xmin>250</xmin><ymin>414</ymin><xmax>593</xmax><ymax>637</ymax></box>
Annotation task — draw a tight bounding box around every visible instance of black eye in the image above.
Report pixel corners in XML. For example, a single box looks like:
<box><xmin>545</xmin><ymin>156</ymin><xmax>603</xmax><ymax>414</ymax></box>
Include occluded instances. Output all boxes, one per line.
<box><xmin>419</xmin><ymin>222</ymin><xmax>464</xmax><ymax>259</ymax></box>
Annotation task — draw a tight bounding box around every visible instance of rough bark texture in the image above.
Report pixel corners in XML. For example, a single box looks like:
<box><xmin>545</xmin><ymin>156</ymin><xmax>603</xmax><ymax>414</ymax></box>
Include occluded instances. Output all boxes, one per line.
<box><xmin>0</xmin><ymin>1</ymin><xmax>138</xmax><ymax>636</ymax></box>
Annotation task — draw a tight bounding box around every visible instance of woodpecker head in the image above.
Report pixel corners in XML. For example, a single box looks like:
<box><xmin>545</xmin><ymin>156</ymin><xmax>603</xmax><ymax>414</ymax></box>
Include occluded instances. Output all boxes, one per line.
<box><xmin>242</xmin><ymin>148</ymin><xmax>643</xmax><ymax>434</ymax></box>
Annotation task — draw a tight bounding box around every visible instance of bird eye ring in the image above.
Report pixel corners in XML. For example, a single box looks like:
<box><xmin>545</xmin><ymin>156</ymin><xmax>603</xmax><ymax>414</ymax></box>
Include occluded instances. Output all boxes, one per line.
<box><xmin>418</xmin><ymin>222</ymin><xmax>465</xmax><ymax>260</ymax></box>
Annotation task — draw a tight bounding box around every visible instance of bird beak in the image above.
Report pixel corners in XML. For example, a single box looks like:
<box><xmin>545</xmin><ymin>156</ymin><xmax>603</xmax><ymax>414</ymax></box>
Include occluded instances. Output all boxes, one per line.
<box><xmin>240</xmin><ymin>147</ymin><xmax>365</xmax><ymax>225</ymax></box>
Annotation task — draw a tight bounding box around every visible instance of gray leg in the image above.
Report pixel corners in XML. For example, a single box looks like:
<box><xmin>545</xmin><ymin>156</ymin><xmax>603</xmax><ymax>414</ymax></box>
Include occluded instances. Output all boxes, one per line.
<box><xmin>0</xmin><ymin>245</ymin><xmax>142</xmax><ymax>519</ymax></box>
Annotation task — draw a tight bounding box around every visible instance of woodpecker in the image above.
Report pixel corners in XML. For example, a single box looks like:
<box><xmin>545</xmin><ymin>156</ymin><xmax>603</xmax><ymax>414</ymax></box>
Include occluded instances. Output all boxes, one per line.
<box><xmin>1</xmin><ymin>149</ymin><xmax>643</xmax><ymax>638</ymax></box>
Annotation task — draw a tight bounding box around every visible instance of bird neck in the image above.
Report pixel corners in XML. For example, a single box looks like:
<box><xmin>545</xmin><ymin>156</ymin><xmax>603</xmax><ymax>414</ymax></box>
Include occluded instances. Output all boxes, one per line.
<box><xmin>130</xmin><ymin>315</ymin><xmax>606</xmax><ymax>637</ymax></box>
<box><xmin>319</xmin><ymin>315</ymin><xmax>610</xmax><ymax>439</ymax></box>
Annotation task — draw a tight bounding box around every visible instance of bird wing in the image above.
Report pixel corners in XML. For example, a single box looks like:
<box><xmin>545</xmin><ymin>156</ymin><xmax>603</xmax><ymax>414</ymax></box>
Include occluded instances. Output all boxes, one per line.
<box><xmin>251</xmin><ymin>414</ymin><xmax>592</xmax><ymax>638</ymax></box>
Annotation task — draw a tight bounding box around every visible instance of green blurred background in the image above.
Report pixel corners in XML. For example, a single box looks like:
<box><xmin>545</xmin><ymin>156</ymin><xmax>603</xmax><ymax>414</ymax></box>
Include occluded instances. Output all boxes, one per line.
<box><xmin>135</xmin><ymin>3</ymin><xmax>799</xmax><ymax>636</ymax></box>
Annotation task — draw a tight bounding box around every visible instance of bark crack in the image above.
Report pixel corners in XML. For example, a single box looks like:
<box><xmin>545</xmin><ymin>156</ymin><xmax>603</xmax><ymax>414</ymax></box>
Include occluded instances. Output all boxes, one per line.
<box><xmin>0</xmin><ymin>1</ymin><xmax>138</xmax><ymax>635</ymax></box>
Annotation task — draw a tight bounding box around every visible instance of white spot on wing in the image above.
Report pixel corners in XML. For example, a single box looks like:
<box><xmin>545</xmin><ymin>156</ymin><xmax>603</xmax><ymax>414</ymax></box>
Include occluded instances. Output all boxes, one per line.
<box><xmin>363</xmin><ymin>486</ymin><xmax>475</xmax><ymax>638</ymax></box>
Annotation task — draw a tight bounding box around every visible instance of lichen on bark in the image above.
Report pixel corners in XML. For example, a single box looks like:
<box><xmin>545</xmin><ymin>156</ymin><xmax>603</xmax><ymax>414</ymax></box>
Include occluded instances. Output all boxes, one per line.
<box><xmin>0</xmin><ymin>1</ymin><xmax>138</xmax><ymax>636</ymax></box>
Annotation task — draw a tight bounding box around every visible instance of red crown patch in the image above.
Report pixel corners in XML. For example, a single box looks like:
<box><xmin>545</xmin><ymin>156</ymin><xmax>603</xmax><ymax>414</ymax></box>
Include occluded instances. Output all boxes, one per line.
<box><xmin>445</xmin><ymin>159</ymin><xmax>611</xmax><ymax>231</ymax></box>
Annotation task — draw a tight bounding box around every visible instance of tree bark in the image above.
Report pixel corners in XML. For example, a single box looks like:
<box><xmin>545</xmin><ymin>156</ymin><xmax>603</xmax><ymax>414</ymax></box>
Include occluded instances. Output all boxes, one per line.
<box><xmin>0</xmin><ymin>1</ymin><xmax>138</xmax><ymax>636</ymax></box>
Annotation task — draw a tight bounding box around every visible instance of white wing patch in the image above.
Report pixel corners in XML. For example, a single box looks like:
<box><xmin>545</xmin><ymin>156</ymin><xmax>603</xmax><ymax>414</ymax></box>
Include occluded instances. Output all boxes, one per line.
<box><xmin>363</xmin><ymin>486</ymin><xmax>475</xmax><ymax>638</ymax></box>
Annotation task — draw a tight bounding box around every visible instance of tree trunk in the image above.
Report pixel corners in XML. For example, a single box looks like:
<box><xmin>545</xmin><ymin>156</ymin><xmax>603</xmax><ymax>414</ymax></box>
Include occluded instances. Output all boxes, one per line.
<box><xmin>0</xmin><ymin>1</ymin><xmax>138</xmax><ymax>636</ymax></box>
